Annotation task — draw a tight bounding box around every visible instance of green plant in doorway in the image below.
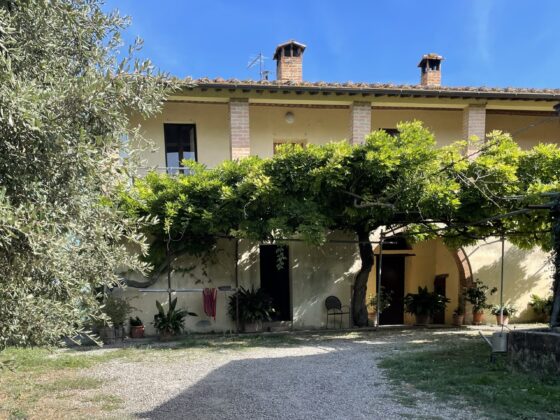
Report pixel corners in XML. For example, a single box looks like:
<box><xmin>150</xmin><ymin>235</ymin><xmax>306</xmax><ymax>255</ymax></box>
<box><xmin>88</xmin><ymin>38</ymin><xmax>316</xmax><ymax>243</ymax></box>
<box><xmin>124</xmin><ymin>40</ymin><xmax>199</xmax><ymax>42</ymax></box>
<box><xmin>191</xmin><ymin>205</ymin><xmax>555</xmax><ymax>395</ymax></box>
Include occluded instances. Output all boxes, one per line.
<box><xmin>404</xmin><ymin>286</ymin><xmax>449</xmax><ymax>325</ymax></box>
<box><xmin>368</xmin><ymin>287</ymin><xmax>393</xmax><ymax>314</ymax></box>
<box><xmin>228</xmin><ymin>287</ymin><xmax>276</xmax><ymax>331</ymax></box>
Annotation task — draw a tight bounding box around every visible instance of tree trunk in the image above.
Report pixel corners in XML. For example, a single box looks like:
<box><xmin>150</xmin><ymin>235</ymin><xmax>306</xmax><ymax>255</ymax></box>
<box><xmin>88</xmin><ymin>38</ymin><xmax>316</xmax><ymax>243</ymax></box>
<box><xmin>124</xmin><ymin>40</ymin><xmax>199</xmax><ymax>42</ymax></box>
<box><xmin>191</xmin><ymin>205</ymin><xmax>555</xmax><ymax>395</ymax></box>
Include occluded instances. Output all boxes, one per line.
<box><xmin>352</xmin><ymin>228</ymin><xmax>374</xmax><ymax>327</ymax></box>
<box><xmin>551</xmin><ymin>204</ymin><xmax>560</xmax><ymax>329</ymax></box>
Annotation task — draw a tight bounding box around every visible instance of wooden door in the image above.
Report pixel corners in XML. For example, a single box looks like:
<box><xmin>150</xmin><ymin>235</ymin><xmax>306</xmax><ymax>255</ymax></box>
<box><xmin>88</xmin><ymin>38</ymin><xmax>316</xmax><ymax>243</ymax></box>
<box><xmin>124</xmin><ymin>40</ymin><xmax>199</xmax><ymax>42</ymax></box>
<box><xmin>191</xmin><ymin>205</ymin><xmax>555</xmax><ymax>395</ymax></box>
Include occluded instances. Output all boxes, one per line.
<box><xmin>259</xmin><ymin>245</ymin><xmax>291</xmax><ymax>321</ymax></box>
<box><xmin>378</xmin><ymin>255</ymin><xmax>405</xmax><ymax>325</ymax></box>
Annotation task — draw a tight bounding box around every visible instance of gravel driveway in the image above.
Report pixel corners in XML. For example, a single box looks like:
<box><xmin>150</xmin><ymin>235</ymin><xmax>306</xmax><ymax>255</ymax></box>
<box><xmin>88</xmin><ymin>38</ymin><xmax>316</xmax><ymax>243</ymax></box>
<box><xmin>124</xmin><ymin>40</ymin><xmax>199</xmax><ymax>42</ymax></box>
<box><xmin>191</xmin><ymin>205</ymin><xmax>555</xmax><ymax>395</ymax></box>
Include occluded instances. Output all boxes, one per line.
<box><xmin>86</xmin><ymin>329</ymin><xmax>478</xmax><ymax>420</ymax></box>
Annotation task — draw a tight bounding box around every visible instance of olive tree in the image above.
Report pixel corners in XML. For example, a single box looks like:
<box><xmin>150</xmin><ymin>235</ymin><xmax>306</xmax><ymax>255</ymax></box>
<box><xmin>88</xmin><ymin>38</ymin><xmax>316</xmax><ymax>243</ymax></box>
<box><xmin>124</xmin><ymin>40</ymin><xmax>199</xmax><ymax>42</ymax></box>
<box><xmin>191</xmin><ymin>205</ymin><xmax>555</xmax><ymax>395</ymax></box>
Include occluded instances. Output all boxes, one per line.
<box><xmin>0</xmin><ymin>0</ymin><xmax>174</xmax><ymax>347</ymax></box>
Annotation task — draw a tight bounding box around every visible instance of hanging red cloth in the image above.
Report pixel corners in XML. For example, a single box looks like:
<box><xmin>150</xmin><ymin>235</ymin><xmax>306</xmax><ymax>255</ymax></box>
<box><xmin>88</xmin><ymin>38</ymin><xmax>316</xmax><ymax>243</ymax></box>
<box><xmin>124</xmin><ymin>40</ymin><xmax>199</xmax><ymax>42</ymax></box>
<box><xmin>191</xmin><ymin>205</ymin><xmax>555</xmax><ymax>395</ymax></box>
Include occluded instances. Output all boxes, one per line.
<box><xmin>203</xmin><ymin>288</ymin><xmax>218</xmax><ymax>320</ymax></box>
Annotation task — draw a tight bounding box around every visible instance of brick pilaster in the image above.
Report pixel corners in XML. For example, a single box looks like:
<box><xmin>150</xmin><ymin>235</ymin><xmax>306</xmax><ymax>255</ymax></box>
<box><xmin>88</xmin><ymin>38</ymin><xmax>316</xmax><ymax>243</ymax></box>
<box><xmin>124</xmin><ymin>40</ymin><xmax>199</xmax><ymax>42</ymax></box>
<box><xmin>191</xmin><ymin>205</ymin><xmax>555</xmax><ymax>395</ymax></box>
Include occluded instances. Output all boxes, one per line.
<box><xmin>349</xmin><ymin>102</ymin><xmax>372</xmax><ymax>145</ymax></box>
<box><xmin>229</xmin><ymin>99</ymin><xmax>250</xmax><ymax>159</ymax></box>
<box><xmin>462</xmin><ymin>104</ymin><xmax>486</xmax><ymax>157</ymax></box>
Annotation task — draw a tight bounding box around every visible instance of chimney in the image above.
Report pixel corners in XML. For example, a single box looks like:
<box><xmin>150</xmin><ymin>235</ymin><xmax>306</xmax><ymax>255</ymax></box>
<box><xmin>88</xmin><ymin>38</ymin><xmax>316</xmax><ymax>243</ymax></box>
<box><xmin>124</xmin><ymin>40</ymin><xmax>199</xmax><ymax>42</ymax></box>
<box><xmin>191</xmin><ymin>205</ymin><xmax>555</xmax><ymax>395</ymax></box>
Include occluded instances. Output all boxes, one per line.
<box><xmin>274</xmin><ymin>40</ymin><xmax>306</xmax><ymax>83</ymax></box>
<box><xmin>418</xmin><ymin>53</ymin><xmax>443</xmax><ymax>87</ymax></box>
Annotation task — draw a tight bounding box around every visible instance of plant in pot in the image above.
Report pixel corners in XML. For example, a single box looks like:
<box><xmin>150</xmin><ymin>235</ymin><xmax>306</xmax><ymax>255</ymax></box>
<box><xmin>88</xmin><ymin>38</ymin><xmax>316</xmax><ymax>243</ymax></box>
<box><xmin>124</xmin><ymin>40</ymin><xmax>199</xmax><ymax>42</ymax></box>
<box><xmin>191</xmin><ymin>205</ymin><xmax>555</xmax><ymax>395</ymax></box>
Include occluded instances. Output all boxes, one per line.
<box><xmin>228</xmin><ymin>286</ymin><xmax>275</xmax><ymax>332</ymax></box>
<box><xmin>491</xmin><ymin>304</ymin><xmax>517</xmax><ymax>326</ymax></box>
<box><xmin>404</xmin><ymin>286</ymin><xmax>449</xmax><ymax>326</ymax></box>
<box><xmin>367</xmin><ymin>287</ymin><xmax>393</xmax><ymax>326</ymax></box>
<box><xmin>529</xmin><ymin>294</ymin><xmax>553</xmax><ymax>323</ymax></box>
<box><xmin>129</xmin><ymin>316</ymin><xmax>145</xmax><ymax>339</ymax></box>
<box><xmin>464</xmin><ymin>280</ymin><xmax>497</xmax><ymax>325</ymax></box>
<box><xmin>153</xmin><ymin>298</ymin><xmax>197</xmax><ymax>341</ymax></box>
<box><xmin>96</xmin><ymin>295</ymin><xmax>135</xmax><ymax>343</ymax></box>
<box><xmin>452</xmin><ymin>306</ymin><xmax>465</xmax><ymax>326</ymax></box>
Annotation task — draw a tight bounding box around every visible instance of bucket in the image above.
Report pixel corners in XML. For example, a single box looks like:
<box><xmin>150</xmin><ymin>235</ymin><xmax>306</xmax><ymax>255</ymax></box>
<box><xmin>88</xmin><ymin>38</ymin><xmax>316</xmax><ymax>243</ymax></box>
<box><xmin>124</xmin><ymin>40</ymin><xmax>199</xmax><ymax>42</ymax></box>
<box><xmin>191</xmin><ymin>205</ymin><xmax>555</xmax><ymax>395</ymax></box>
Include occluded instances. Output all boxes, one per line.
<box><xmin>491</xmin><ymin>331</ymin><xmax>508</xmax><ymax>352</ymax></box>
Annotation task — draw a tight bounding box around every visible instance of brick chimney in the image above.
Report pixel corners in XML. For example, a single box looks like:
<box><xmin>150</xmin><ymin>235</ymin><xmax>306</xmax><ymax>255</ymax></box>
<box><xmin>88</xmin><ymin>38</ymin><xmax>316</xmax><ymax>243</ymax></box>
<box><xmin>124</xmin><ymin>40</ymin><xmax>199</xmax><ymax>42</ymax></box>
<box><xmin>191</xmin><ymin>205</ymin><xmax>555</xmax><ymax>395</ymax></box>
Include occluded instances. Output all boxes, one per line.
<box><xmin>274</xmin><ymin>40</ymin><xmax>306</xmax><ymax>83</ymax></box>
<box><xmin>418</xmin><ymin>53</ymin><xmax>443</xmax><ymax>87</ymax></box>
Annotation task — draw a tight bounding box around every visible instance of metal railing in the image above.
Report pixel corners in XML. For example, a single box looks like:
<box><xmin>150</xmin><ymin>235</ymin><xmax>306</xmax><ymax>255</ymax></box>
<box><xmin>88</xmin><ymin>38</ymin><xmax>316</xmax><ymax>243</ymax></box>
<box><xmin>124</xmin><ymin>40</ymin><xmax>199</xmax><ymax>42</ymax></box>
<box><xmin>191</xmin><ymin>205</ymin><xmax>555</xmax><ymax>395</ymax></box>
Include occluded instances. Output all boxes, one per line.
<box><xmin>135</xmin><ymin>166</ymin><xmax>193</xmax><ymax>176</ymax></box>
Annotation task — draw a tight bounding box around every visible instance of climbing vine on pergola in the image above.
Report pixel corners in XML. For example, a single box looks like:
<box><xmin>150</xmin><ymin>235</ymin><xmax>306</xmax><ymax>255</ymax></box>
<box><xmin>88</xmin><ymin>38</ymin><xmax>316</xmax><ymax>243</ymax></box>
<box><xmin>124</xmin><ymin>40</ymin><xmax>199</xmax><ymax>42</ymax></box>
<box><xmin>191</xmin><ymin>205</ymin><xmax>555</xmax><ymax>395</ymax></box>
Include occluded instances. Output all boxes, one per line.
<box><xmin>122</xmin><ymin>122</ymin><xmax>560</xmax><ymax>328</ymax></box>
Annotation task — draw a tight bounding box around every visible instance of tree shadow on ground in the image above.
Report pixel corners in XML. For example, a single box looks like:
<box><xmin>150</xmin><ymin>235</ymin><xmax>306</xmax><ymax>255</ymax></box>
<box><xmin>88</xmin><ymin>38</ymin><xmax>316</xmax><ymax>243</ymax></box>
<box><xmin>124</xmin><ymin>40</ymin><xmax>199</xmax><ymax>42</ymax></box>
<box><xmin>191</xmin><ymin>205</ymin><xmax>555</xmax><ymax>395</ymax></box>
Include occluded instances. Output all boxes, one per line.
<box><xmin>134</xmin><ymin>331</ymin><xmax>473</xmax><ymax>420</ymax></box>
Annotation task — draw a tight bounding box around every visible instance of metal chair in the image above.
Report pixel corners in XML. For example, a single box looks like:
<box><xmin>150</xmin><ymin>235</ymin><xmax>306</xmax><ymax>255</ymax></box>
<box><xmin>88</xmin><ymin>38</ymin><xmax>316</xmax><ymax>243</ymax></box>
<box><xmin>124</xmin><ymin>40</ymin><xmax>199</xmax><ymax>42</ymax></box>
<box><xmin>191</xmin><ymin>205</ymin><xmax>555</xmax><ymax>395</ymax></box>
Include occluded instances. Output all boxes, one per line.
<box><xmin>325</xmin><ymin>296</ymin><xmax>350</xmax><ymax>329</ymax></box>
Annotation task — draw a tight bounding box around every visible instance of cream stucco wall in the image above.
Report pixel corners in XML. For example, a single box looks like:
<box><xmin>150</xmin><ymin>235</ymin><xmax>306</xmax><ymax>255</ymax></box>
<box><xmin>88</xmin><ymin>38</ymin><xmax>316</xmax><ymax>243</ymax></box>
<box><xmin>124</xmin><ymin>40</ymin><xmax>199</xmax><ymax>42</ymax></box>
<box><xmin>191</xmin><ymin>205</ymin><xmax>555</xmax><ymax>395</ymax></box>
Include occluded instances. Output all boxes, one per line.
<box><xmin>463</xmin><ymin>239</ymin><xmax>553</xmax><ymax>323</ymax></box>
<box><xmin>130</xmin><ymin>102</ymin><xmax>230</xmax><ymax>169</ymax></box>
<box><xmin>131</xmin><ymin>103</ymin><xmax>560</xmax><ymax>169</ymax></box>
<box><xmin>372</xmin><ymin>109</ymin><xmax>463</xmax><ymax>147</ymax></box>
<box><xmin>486</xmin><ymin>113</ymin><xmax>560</xmax><ymax>148</ymax></box>
<box><xmin>118</xmin><ymin>233</ymin><xmax>359</xmax><ymax>335</ymax></box>
<box><xmin>249</xmin><ymin>106</ymin><xmax>350</xmax><ymax>158</ymax></box>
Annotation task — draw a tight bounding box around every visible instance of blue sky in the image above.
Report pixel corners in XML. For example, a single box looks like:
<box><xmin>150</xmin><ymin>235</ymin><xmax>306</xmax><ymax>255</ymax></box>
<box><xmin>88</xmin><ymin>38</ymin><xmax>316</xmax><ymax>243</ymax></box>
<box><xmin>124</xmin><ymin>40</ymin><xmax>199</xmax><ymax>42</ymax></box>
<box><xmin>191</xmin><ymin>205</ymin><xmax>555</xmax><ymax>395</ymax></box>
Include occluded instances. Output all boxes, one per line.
<box><xmin>104</xmin><ymin>0</ymin><xmax>560</xmax><ymax>88</ymax></box>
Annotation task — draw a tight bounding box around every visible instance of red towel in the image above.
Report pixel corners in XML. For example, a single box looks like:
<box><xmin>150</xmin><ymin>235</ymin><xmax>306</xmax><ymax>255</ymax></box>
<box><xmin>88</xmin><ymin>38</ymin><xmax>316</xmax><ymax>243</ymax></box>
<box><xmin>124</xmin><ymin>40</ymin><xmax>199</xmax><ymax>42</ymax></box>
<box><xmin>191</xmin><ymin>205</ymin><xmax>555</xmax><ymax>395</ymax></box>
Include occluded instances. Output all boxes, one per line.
<box><xmin>203</xmin><ymin>288</ymin><xmax>218</xmax><ymax>320</ymax></box>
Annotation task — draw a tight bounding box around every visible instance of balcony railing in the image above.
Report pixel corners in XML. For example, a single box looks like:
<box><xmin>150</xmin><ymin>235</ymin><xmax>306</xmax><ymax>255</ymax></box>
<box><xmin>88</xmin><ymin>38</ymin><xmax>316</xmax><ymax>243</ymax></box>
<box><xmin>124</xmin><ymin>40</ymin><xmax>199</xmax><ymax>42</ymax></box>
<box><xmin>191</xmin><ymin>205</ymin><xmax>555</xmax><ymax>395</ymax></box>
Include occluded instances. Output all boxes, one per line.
<box><xmin>135</xmin><ymin>166</ymin><xmax>193</xmax><ymax>176</ymax></box>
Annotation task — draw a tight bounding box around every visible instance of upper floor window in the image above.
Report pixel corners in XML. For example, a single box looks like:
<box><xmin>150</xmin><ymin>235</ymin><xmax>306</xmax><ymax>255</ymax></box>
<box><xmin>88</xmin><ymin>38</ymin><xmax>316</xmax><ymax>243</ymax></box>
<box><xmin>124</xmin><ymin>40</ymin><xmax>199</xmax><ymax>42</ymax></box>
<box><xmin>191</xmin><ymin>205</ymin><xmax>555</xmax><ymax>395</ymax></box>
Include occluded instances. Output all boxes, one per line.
<box><xmin>164</xmin><ymin>123</ymin><xmax>197</xmax><ymax>173</ymax></box>
<box><xmin>381</xmin><ymin>128</ymin><xmax>399</xmax><ymax>137</ymax></box>
<box><xmin>273</xmin><ymin>140</ymin><xmax>306</xmax><ymax>154</ymax></box>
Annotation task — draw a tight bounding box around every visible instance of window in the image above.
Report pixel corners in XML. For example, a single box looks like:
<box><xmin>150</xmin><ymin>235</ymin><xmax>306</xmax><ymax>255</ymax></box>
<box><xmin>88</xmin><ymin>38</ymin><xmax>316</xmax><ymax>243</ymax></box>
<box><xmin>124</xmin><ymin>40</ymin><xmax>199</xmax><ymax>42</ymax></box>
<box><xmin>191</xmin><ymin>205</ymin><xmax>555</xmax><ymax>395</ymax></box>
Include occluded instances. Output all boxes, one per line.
<box><xmin>164</xmin><ymin>123</ymin><xmax>197</xmax><ymax>174</ymax></box>
<box><xmin>273</xmin><ymin>141</ymin><xmax>305</xmax><ymax>154</ymax></box>
<box><xmin>381</xmin><ymin>128</ymin><xmax>399</xmax><ymax>137</ymax></box>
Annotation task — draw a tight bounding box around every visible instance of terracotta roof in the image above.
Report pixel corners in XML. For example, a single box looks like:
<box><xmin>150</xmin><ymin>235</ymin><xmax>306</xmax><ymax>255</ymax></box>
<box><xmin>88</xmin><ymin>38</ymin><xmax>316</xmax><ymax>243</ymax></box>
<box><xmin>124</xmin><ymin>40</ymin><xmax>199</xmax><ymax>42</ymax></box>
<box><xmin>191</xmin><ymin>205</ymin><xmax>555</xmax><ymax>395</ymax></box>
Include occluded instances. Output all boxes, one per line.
<box><xmin>183</xmin><ymin>78</ymin><xmax>560</xmax><ymax>101</ymax></box>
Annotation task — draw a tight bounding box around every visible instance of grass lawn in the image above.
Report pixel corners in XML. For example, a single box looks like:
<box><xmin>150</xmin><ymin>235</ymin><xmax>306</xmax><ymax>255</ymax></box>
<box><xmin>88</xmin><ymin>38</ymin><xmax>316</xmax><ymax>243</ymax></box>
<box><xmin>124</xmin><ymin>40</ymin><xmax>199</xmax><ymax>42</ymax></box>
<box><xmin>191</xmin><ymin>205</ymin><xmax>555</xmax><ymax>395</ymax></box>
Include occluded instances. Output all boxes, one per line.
<box><xmin>379</xmin><ymin>336</ymin><xmax>560</xmax><ymax>419</ymax></box>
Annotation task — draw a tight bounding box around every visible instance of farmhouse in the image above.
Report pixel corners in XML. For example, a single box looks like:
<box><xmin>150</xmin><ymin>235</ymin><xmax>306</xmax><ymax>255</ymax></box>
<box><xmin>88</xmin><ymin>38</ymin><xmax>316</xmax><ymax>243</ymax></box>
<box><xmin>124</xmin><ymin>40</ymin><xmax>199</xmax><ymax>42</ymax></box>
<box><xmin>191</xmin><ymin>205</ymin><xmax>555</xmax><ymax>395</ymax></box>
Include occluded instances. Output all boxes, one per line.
<box><xmin>123</xmin><ymin>40</ymin><xmax>559</xmax><ymax>334</ymax></box>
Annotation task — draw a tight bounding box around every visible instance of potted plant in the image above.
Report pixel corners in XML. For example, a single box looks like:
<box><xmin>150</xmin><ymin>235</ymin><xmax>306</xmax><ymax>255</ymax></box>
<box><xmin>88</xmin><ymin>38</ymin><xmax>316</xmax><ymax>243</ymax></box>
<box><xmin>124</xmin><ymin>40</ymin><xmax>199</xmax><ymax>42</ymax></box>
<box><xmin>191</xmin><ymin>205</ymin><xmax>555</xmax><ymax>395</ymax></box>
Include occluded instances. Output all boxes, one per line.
<box><xmin>491</xmin><ymin>304</ymin><xmax>517</xmax><ymax>326</ymax></box>
<box><xmin>228</xmin><ymin>286</ymin><xmax>275</xmax><ymax>332</ymax></box>
<box><xmin>367</xmin><ymin>287</ymin><xmax>393</xmax><ymax>326</ymax></box>
<box><xmin>464</xmin><ymin>280</ymin><xmax>497</xmax><ymax>325</ymax></box>
<box><xmin>404</xmin><ymin>286</ymin><xmax>449</xmax><ymax>326</ymax></box>
<box><xmin>96</xmin><ymin>295</ymin><xmax>135</xmax><ymax>343</ymax></box>
<box><xmin>529</xmin><ymin>294</ymin><xmax>553</xmax><ymax>323</ymax></box>
<box><xmin>129</xmin><ymin>316</ymin><xmax>145</xmax><ymax>338</ymax></box>
<box><xmin>153</xmin><ymin>298</ymin><xmax>197</xmax><ymax>340</ymax></box>
<box><xmin>452</xmin><ymin>306</ymin><xmax>465</xmax><ymax>326</ymax></box>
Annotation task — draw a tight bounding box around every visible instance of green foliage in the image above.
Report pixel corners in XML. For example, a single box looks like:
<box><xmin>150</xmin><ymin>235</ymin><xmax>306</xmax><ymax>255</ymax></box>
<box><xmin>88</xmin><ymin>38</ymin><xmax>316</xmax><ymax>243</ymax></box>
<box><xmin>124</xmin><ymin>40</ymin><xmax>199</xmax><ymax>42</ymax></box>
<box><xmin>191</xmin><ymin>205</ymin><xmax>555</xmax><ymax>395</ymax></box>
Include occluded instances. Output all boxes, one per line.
<box><xmin>464</xmin><ymin>280</ymin><xmax>497</xmax><ymax>313</ymax></box>
<box><xmin>153</xmin><ymin>298</ymin><xmax>196</xmax><ymax>336</ymax></box>
<box><xmin>0</xmin><ymin>0</ymin><xmax>175</xmax><ymax>346</ymax></box>
<box><xmin>367</xmin><ymin>287</ymin><xmax>393</xmax><ymax>313</ymax></box>
<box><xmin>123</xmin><ymin>121</ymin><xmax>560</xmax><ymax>327</ymax></box>
<box><xmin>453</xmin><ymin>306</ymin><xmax>464</xmax><ymax>316</ymax></box>
<box><xmin>129</xmin><ymin>316</ymin><xmax>143</xmax><ymax>327</ymax></box>
<box><xmin>100</xmin><ymin>296</ymin><xmax>135</xmax><ymax>327</ymax></box>
<box><xmin>404</xmin><ymin>286</ymin><xmax>449</xmax><ymax>316</ymax></box>
<box><xmin>490</xmin><ymin>304</ymin><xmax>517</xmax><ymax>317</ymax></box>
<box><xmin>227</xmin><ymin>286</ymin><xmax>275</xmax><ymax>324</ymax></box>
<box><xmin>529</xmin><ymin>294</ymin><xmax>553</xmax><ymax>315</ymax></box>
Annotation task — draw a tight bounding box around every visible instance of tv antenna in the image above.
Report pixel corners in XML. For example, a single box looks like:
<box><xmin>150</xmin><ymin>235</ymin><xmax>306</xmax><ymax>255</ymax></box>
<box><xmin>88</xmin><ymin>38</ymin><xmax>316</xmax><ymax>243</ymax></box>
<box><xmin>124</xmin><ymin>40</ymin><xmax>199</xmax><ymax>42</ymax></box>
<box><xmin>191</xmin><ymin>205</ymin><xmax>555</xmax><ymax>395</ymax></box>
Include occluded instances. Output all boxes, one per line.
<box><xmin>248</xmin><ymin>52</ymin><xmax>270</xmax><ymax>81</ymax></box>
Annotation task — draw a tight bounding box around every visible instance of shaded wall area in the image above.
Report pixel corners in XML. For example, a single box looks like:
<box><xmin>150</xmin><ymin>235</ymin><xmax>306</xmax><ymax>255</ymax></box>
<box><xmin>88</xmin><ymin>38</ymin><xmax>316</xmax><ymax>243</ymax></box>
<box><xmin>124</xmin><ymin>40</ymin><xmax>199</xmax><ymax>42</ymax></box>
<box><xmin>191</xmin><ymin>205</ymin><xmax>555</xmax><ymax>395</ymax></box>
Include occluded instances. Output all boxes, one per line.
<box><xmin>463</xmin><ymin>239</ymin><xmax>552</xmax><ymax>323</ymax></box>
<box><xmin>366</xmin><ymin>238</ymin><xmax>461</xmax><ymax>325</ymax></box>
<box><xmin>119</xmin><ymin>233</ymin><xmax>359</xmax><ymax>335</ymax></box>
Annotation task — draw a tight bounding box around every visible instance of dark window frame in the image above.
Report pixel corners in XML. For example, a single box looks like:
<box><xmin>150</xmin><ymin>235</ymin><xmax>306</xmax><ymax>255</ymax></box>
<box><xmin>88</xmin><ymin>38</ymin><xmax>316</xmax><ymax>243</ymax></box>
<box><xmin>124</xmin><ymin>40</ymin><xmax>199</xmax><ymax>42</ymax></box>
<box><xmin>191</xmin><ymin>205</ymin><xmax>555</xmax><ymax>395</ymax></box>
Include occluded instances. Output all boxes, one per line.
<box><xmin>163</xmin><ymin>123</ymin><xmax>198</xmax><ymax>173</ymax></box>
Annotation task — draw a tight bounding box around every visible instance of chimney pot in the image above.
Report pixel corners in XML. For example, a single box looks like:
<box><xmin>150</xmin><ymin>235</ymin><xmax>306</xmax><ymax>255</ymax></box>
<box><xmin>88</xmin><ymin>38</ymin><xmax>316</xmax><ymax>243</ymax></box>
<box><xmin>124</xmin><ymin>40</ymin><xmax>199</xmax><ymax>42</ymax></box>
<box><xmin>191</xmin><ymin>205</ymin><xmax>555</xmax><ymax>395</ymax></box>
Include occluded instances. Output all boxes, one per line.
<box><xmin>418</xmin><ymin>53</ymin><xmax>443</xmax><ymax>87</ymax></box>
<box><xmin>274</xmin><ymin>40</ymin><xmax>306</xmax><ymax>83</ymax></box>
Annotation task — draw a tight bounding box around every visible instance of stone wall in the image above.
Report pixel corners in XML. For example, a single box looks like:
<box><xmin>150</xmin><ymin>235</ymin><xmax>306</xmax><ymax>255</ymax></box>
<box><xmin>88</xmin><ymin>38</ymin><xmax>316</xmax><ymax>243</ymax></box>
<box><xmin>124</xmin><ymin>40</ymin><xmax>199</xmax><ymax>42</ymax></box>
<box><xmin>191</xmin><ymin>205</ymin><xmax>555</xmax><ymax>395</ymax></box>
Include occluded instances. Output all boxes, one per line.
<box><xmin>508</xmin><ymin>329</ymin><xmax>560</xmax><ymax>375</ymax></box>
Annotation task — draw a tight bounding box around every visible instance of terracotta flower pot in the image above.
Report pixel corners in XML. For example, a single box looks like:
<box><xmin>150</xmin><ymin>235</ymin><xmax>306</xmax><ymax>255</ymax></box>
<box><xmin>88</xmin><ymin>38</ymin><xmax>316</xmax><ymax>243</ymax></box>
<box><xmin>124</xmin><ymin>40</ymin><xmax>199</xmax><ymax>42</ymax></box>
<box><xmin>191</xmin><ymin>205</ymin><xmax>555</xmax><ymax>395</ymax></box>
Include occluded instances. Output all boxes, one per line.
<box><xmin>472</xmin><ymin>311</ymin><xmax>484</xmax><ymax>325</ymax></box>
<box><xmin>159</xmin><ymin>331</ymin><xmax>174</xmax><ymax>341</ymax></box>
<box><xmin>453</xmin><ymin>314</ymin><xmax>464</xmax><ymax>326</ymax></box>
<box><xmin>244</xmin><ymin>321</ymin><xmax>262</xmax><ymax>333</ymax></box>
<box><xmin>130</xmin><ymin>325</ymin><xmax>145</xmax><ymax>339</ymax></box>
<box><xmin>495</xmin><ymin>315</ymin><xmax>509</xmax><ymax>326</ymax></box>
<box><xmin>368</xmin><ymin>311</ymin><xmax>378</xmax><ymax>327</ymax></box>
<box><xmin>415</xmin><ymin>314</ymin><xmax>431</xmax><ymax>326</ymax></box>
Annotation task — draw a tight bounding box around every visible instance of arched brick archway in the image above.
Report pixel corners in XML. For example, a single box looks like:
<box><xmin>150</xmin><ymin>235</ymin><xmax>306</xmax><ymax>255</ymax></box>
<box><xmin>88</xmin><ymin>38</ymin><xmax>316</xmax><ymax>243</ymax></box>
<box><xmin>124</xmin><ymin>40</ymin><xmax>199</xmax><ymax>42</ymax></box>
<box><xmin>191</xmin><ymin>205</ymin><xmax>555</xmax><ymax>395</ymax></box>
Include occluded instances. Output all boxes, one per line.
<box><xmin>452</xmin><ymin>247</ymin><xmax>473</xmax><ymax>311</ymax></box>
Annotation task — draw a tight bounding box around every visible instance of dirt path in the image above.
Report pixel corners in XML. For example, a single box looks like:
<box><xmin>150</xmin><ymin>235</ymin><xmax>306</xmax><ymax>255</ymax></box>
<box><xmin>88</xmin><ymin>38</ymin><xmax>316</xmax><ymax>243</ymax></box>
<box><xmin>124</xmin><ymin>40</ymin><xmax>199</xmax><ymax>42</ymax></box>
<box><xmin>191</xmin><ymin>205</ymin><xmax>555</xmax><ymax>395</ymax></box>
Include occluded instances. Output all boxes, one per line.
<box><xmin>84</xmin><ymin>329</ymin><xmax>480</xmax><ymax>419</ymax></box>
